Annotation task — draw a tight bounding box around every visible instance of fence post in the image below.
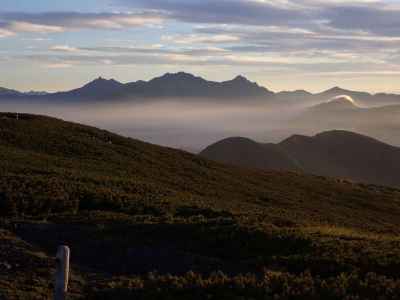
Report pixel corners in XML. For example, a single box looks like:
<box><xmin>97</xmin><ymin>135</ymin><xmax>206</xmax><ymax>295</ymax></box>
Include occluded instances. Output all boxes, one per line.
<box><xmin>54</xmin><ymin>245</ymin><xmax>70</xmax><ymax>300</ymax></box>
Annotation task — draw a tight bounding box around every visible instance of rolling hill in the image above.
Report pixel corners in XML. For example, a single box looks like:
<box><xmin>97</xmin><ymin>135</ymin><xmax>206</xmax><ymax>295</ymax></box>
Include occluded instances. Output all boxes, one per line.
<box><xmin>200</xmin><ymin>137</ymin><xmax>300</xmax><ymax>171</ymax></box>
<box><xmin>1</xmin><ymin>113</ymin><xmax>400</xmax><ymax>299</ymax></box>
<box><xmin>201</xmin><ymin>130</ymin><xmax>400</xmax><ymax>187</ymax></box>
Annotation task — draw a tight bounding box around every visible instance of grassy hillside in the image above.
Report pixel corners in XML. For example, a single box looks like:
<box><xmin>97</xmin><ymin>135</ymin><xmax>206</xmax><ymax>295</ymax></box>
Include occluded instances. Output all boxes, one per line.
<box><xmin>200</xmin><ymin>137</ymin><xmax>300</xmax><ymax>171</ymax></box>
<box><xmin>201</xmin><ymin>130</ymin><xmax>400</xmax><ymax>187</ymax></box>
<box><xmin>1</xmin><ymin>113</ymin><xmax>400</xmax><ymax>299</ymax></box>
<box><xmin>281</xmin><ymin>130</ymin><xmax>400</xmax><ymax>187</ymax></box>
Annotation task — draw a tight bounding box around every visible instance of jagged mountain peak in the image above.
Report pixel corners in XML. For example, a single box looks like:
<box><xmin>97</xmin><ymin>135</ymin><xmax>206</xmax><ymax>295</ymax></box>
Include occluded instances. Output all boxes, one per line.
<box><xmin>151</xmin><ymin>72</ymin><xmax>205</xmax><ymax>82</ymax></box>
<box><xmin>232</xmin><ymin>75</ymin><xmax>249</xmax><ymax>82</ymax></box>
<box><xmin>322</xmin><ymin>86</ymin><xmax>350</xmax><ymax>94</ymax></box>
<box><xmin>309</xmin><ymin>95</ymin><xmax>359</xmax><ymax>111</ymax></box>
<box><xmin>83</xmin><ymin>77</ymin><xmax>123</xmax><ymax>88</ymax></box>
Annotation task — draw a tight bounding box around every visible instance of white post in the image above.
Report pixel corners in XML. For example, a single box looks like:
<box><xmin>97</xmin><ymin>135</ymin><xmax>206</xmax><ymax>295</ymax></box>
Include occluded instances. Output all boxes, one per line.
<box><xmin>54</xmin><ymin>245</ymin><xmax>70</xmax><ymax>300</ymax></box>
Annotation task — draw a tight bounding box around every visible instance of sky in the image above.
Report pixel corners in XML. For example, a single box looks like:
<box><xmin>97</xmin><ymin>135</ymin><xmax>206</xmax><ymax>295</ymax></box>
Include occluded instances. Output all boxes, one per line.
<box><xmin>1</xmin><ymin>0</ymin><xmax>400</xmax><ymax>93</ymax></box>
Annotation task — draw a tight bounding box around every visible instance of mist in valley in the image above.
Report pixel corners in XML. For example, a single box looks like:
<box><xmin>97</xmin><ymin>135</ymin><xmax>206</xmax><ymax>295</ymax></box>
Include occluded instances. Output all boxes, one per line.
<box><xmin>1</xmin><ymin>95</ymin><xmax>399</xmax><ymax>152</ymax></box>
<box><xmin>0</xmin><ymin>98</ymin><xmax>302</xmax><ymax>152</ymax></box>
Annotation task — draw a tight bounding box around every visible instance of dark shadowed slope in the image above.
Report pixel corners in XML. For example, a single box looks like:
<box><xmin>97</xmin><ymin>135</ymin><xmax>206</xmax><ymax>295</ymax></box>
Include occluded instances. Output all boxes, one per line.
<box><xmin>201</xmin><ymin>137</ymin><xmax>300</xmax><ymax>171</ymax></box>
<box><xmin>1</xmin><ymin>113</ymin><xmax>400</xmax><ymax>231</ymax></box>
<box><xmin>2</xmin><ymin>113</ymin><xmax>400</xmax><ymax>299</ymax></box>
<box><xmin>281</xmin><ymin>130</ymin><xmax>400</xmax><ymax>187</ymax></box>
<box><xmin>201</xmin><ymin>130</ymin><xmax>400</xmax><ymax>187</ymax></box>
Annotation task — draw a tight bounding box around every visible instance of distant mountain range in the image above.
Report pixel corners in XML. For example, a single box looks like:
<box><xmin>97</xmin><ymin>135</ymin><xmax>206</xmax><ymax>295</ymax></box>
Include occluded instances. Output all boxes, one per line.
<box><xmin>200</xmin><ymin>130</ymin><xmax>400</xmax><ymax>187</ymax></box>
<box><xmin>1</xmin><ymin>72</ymin><xmax>400</xmax><ymax>105</ymax></box>
<box><xmin>302</xmin><ymin>95</ymin><xmax>400</xmax><ymax>118</ymax></box>
<box><xmin>311</xmin><ymin>87</ymin><xmax>400</xmax><ymax>106</ymax></box>
<box><xmin>0</xmin><ymin>72</ymin><xmax>273</xmax><ymax>102</ymax></box>
<box><xmin>293</xmin><ymin>95</ymin><xmax>400</xmax><ymax>146</ymax></box>
<box><xmin>0</xmin><ymin>87</ymin><xmax>48</xmax><ymax>97</ymax></box>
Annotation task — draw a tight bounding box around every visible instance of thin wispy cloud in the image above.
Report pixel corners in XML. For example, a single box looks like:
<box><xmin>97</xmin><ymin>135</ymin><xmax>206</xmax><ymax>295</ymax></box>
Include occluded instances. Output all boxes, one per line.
<box><xmin>50</xmin><ymin>45</ymin><xmax>80</xmax><ymax>52</ymax></box>
<box><xmin>0</xmin><ymin>28</ymin><xmax>14</xmax><ymax>38</ymax></box>
<box><xmin>0</xmin><ymin>11</ymin><xmax>165</xmax><ymax>35</ymax></box>
<box><xmin>1</xmin><ymin>0</ymin><xmax>400</xmax><ymax>92</ymax></box>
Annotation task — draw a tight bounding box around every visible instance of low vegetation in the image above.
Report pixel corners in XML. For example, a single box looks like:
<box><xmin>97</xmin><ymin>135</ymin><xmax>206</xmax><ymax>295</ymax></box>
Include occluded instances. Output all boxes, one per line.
<box><xmin>1</xmin><ymin>113</ymin><xmax>400</xmax><ymax>299</ymax></box>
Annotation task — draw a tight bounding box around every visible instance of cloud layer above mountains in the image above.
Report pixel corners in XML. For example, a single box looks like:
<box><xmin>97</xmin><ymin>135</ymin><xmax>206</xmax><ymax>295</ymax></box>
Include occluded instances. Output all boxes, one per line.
<box><xmin>1</xmin><ymin>0</ymin><xmax>400</xmax><ymax>92</ymax></box>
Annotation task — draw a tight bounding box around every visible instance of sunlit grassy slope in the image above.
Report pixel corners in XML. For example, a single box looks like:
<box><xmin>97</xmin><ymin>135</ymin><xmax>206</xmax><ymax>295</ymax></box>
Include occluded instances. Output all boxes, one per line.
<box><xmin>1</xmin><ymin>113</ymin><xmax>400</xmax><ymax>299</ymax></box>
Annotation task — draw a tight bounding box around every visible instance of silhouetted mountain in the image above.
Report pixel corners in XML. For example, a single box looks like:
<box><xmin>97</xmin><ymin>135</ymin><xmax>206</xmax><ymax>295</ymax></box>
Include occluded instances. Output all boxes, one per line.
<box><xmin>281</xmin><ymin>130</ymin><xmax>400</xmax><ymax>187</ymax></box>
<box><xmin>0</xmin><ymin>87</ymin><xmax>21</xmax><ymax>97</ymax></box>
<box><xmin>123</xmin><ymin>72</ymin><xmax>273</xmax><ymax>99</ymax></box>
<box><xmin>24</xmin><ymin>91</ymin><xmax>49</xmax><ymax>96</ymax></box>
<box><xmin>200</xmin><ymin>130</ymin><xmax>400</xmax><ymax>187</ymax></box>
<box><xmin>308</xmin><ymin>95</ymin><xmax>359</xmax><ymax>112</ymax></box>
<box><xmin>316</xmin><ymin>87</ymin><xmax>370</xmax><ymax>100</ymax></box>
<box><xmin>0</xmin><ymin>87</ymin><xmax>50</xmax><ymax>97</ymax></box>
<box><xmin>314</xmin><ymin>87</ymin><xmax>372</xmax><ymax>104</ymax></box>
<box><xmin>276</xmin><ymin>90</ymin><xmax>312</xmax><ymax>100</ymax></box>
<box><xmin>124</xmin><ymin>72</ymin><xmax>214</xmax><ymax>98</ymax></box>
<box><xmin>292</xmin><ymin>95</ymin><xmax>400</xmax><ymax>146</ymax></box>
<box><xmin>274</xmin><ymin>87</ymin><xmax>400</xmax><ymax>106</ymax></box>
<box><xmin>2</xmin><ymin>75</ymin><xmax>400</xmax><ymax>106</ymax></box>
<box><xmin>268</xmin><ymin>86</ymin><xmax>400</xmax><ymax>107</ymax></box>
<box><xmin>313</xmin><ymin>87</ymin><xmax>400</xmax><ymax>106</ymax></box>
<box><xmin>295</xmin><ymin>96</ymin><xmax>366</xmax><ymax>128</ymax></box>
<box><xmin>0</xmin><ymin>72</ymin><xmax>273</xmax><ymax>102</ymax></box>
<box><xmin>51</xmin><ymin>77</ymin><xmax>125</xmax><ymax>100</ymax></box>
<box><xmin>200</xmin><ymin>137</ymin><xmax>300</xmax><ymax>171</ymax></box>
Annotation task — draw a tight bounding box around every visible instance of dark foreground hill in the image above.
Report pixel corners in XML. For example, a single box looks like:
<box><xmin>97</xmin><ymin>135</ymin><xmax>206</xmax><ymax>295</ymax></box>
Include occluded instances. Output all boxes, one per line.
<box><xmin>201</xmin><ymin>130</ymin><xmax>400</xmax><ymax>187</ymax></box>
<box><xmin>200</xmin><ymin>137</ymin><xmax>300</xmax><ymax>171</ymax></box>
<box><xmin>1</xmin><ymin>113</ymin><xmax>400</xmax><ymax>299</ymax></box>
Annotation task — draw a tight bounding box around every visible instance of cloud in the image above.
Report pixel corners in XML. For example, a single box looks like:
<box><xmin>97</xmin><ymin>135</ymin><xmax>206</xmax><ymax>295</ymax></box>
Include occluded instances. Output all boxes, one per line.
<box><xmin>0</xmin><ymin>12</ymin><xmax>165</xmax><ymax>36</ymax></box>
<box><xmin>120</xmin><ymin>0</ymin><xmax>309</xmax><ymax>27</ymax></box>
<box><xmin>116</xmin><ymin>0</ymin><xmax>400</xmax><ymax>38</ymax></box>
<box><xmin>0</xmin><ymin>28</ymin><xmax>14</xmax><ymax>38</ymax></box>
<box><xmin>17</xmin><ymin>49</ymin><xmax>381</xmax><ymax>69</ymax></box>
<box><xmin>162</xmin><ymin>34</ymin><xmax>240</xmax><ymax>44</ymax></box>
<box><xmin>3</xmin><ymin>1</ymin><xmax>400</xmax><ymax>48</ymax></box>
<box><xmin>8</xmin><ymin>21</ymin><xmax>64</xmax><ymax>33</ymax></box>
<box><xmin>45</xmin><ymin>63</ymin><xmax>73</xmax><ymax>69</ymax></box>
<box><xmin>50</xmin><ymin>45</ymin><xmax>79</xmax><ymax>52</ymax></box>
<box><xmin>62</xmin><ymin>45</ymin><xmax>229</xmax><ymax>57</ymax></box>
<box><xmin>3</xmin><ymin>0</ymin><xmax>400</xmax><ymax>89</ymax></box>
<box><xmin>322</xmin><ymin>4</ymin><xmax>400</xmax><ymax>37</ymax></box>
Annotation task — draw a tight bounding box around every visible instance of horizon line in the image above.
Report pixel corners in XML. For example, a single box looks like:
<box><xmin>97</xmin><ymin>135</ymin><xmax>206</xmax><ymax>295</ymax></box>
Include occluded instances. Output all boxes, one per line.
<box><xmin>2</xmin><ymin>71</ymin><xmax>400</xmax><ymax>96</ymax></box>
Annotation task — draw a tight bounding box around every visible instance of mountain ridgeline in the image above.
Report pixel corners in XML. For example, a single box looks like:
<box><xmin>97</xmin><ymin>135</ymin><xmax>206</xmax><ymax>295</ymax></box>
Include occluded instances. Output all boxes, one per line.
<box><xmin>2</xmin><ymin>72</ymin><xmax>400</xmax><ymax>105</ymax></box>
<box><xmin>293</xmin><ymin>95</ymin><xmax>400</xmax><ymax>147</ymax></box>
<box><xmin>201</xmin><ymin>130</ymin><xmax>400</xmax><ymax>187</ymax></box>
<box><xmin>0</xmin><ymin>72</ymin><xmax>273</xmax><ymax>102</ymax></box>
